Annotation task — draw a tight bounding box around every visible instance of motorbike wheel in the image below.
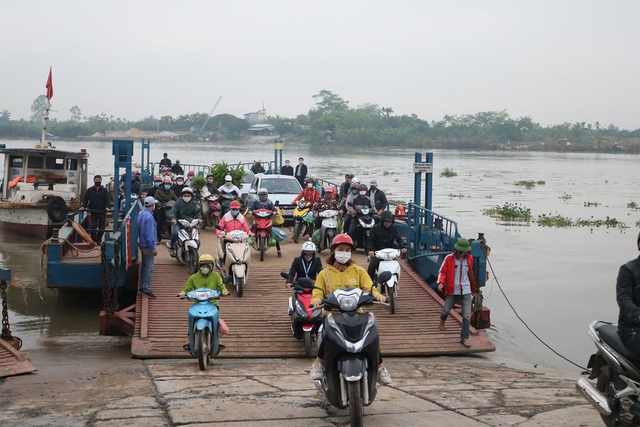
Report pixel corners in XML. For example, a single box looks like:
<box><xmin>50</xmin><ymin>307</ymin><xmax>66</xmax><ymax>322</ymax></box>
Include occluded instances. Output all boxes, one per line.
<box><xmin>235</xmin><ymin>275</ymin><xmax>245</xmax><ymax>298</ymax></box>
<box><xmin>187</xmin><ymin>248</ymin><xmax>199</xmax><ymax>274</ymax></box>
<box><xmin>596</xmin><ymin>365</ymin><xmax>619</xmax><ymax>427</ymax></box>
<box><xmin>348</xmin><ymin>380</ymin><xmax>364</xmax><ymax>427</ymax></box>
<box><xmin>259</xmin><ymin>237</ymin><xmax>266</xmax><ymax>262</ymax></box>
<box><xmin>387</xmin><ymin>284</ymin><xmax>396</xmax><ymax>314</ymax></box>
<box><xmin>211</xmin><ymin>214</ymin><xmax>220</xmax><ymax>229</ymax></box>
<box><xmin>197</xmin><ymin>329</ymin><xmax>210</xmax><ymax>371</ymax></box>
<box><xmin>304</xmin><ymin>330</ymin><xmax>313</xmax><ymax>358</ymax></box>
<box><xmin>293</xmin><ymin>222</ymin><xmax>301</xmax><ymax>243</ymax></box>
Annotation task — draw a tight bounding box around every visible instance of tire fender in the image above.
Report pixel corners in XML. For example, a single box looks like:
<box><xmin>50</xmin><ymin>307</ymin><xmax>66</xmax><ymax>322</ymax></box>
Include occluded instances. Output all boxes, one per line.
<box><xmin>341</xmin><ymin>358</ymin><xmax>365</xmax><ymax>381</ymax></box>
<box><xmin>232</xmin><ymin>263</ymin><xmax>246</xmax><ymax>279</ymax></box>
<box><xmin>47</xmin><ymin>196</ymin><xmax>68</xmax><ymax>223</ymax></box>
<box><xmin>194</xmin><ymin>318</ymin><xmax>212</xmax><ymax>332</ymax></box>
<box><xmin>184</xmin><ymin>240</ymin><xmax>198</xmax><ymax>250</ymax></box>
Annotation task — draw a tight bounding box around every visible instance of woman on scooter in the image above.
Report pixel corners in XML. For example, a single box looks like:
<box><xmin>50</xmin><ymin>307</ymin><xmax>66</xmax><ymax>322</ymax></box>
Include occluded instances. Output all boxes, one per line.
<box><xmin>248</xmin><ymin>188</ymin><xmax>282</xmax><ymax>258</ymax></box>
<box><xmin>178</xmin><ymin>254</ymin><xmax>230</xmax><ymax>350</ymax></box>
<box><xmin>285</xmin><ymin>242</ymin><xmax>323</xmax><ymax>289</ymax></box>
<box><xmin>217</xmin><ymin>200</ymin><xmax>253</xmax><ymax>265</ymax></box>
<box><xmin>312</xmin><ymin>186</ymin><xmax>340</xmax><ymax>231</ymax></box>
<box><xmin>309</xmin><ymin>233</ymin><xmax>392</xmax><ymax>385</ymax></box>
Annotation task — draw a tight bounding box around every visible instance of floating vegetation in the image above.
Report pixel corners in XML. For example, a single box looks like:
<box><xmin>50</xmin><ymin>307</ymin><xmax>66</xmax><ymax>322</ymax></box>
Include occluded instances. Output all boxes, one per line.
<box><xmin>575</xmin><ymin>217</ymin><xmax>625</xmax><ymax>228</ymax></box>
<box><xmin>483</xmin><ymin>202</ymin><xmax>531</xmax><ymax>221</ymax></box>
<box><xmin>511</xmin><ymin>190</ymin><xmax>522</xmax><ymax>195</ymax></box>
<box><xmin>514</xmin><ymin>180</ymin><xmax>545</xmax><ymax>189</ymax></box>
<box><xmin>440</xmin><ymin>167</ymin><xmax>457</xmax><ymax>177</ymax></box>
<box><xmin>559</xmin><ymin>193</ymin><xmax>572</xmax><ymax>201</ymax></box>
<box><xmin>393</xmin><ymin>178</ymin><xmax>399</xmax><ymax>182</ymax></box>
<box><xmin>636</xmin><ymin>219</ymin><xmax>640</xmax><ymax>228</ymax></box>
<box><xmin>486</xmin><ymin>195</ymin><xmax>492</xmax><ymax>199</ymax></box>
<box><xmin>449</xmin><ymin>193</ymin><xmax>467</xmax><ymax>198</ymax></box>
<box><xmin>584</xmin><ymin>201</ymin><xmax>601</xmax><ymax>207</ymax></box>
<box><xmin>537</xmin><ymin>213</ymin><xmax>573</xmax><ymax>227</ymax></box>
<box><xmin>383</xmin><ymin>170</ymin><xmax>399</xmax><ymax>176</ymax></box>
<box><xmin>628</xmin><ymin>201</ymin><xmax>639</xmax><ymax>210</ymax></box>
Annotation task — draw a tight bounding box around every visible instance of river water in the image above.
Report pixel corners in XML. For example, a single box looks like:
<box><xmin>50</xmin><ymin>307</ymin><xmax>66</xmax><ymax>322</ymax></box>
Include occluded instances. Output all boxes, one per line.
<box><xmin>1</xmin><ymin>139</ymin><xmax>638</xmax><ymax>372</ymax></box>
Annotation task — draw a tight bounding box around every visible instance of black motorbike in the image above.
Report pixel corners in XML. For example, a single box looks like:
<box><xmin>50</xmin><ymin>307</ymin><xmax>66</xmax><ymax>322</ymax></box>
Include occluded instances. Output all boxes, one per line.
<box><xmin>314</xmin><ymin>271</ymin><xmax>391</xmax><ymax>427</ymax></box>
<box><xmin>280</xmin><ymin>272</ymin><xmax>322</xmax><ymax>357</ymax></box>
<box><xmin>576</xmin><ymin>320</ymin><xmax>640</xmax><ymax>426</ymax></box>
<box><xmin>157</xmin><ymin>200</ymin><xmax>176</xmax><ymax>241</ymax></box>
<box><xmin>352</xmin><ymin>206</ymin><xmax>374</xmax><ymax>250</ymax></box>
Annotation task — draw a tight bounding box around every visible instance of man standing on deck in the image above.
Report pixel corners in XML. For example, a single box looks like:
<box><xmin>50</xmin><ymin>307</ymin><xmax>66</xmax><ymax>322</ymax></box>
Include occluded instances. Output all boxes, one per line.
<box><xmin>80</xmin><ymin>175</ymin><xmax>111</xmax><ymax>243</ymax></box>
<box><xmin>294</xmin><ymin>157</ymin><xmax>307</xmax><ymax>187</ymax></box>
<box><xmin>281</xmin><ymin>159</ymin><xmax>293</xmax><ymax>176</ymax></box>
<box><xmin>616</xmin><ymin>232</ymin><xmax>640</xmax><ymax>354</ymax></box>
<box><xmin>436</xmin><ymin>238</ymin><xmax>478</xmax><ymax>347</ymax></box>
<box><xmin>138</xmin><ymin>196</ymin><xmax>158</xmax><ymax>299</ymax></box>
<box><xmin>159</xmin><ymin>153</ymin><xmax>172</xmax><ymax>171</ymax></box>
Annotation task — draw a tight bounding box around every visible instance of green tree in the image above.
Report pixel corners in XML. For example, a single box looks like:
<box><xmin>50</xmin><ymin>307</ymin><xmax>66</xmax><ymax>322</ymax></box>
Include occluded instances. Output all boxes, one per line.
<box><xmin>70</xmin><ymin>106</ymin><xmax>82</xmax><ymax>122</ymax></box>
<box><xmin>0</xmin><ymin>109</ymin><xmax>10</xmax><ymax>123</ymax></box>
<box><xmin>310</xmin><ymin>90</ymin><xmax>349</xmax><ymax>114</ymax></box>
<box><xmin>30</xmin><ymin>95</ymin><xmax>47</xmax><ymax>121</ymax></box>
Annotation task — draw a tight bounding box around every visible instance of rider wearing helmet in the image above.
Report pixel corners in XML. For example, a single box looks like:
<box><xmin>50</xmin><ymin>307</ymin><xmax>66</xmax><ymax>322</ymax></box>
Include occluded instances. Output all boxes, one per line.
<box><xmin>178</xmin><ymin>254</ymin><xmax>229</xmax><ymax>303</ymax></box>
<box><xmin>309</xmin><ymin>233</ymin><xmax>391</xmax><ymax>385</ymax></box>
<box><xmin>217</xmin><ymin>199</ymin><xmax>252</xmax><ymax>265</ymax></box>
<box><xmin>247</xmin><ymin>188</ymin><xmax>282</xmax><ymax>257</ymax></box>
<box><xmin>346</xmin><ymin>183</ymin><xmax>375</xmax><ymax>242</ymax></box>
<box><xmin>366</xmin><ymin>210</ymin><xmax>407</xmax><ymax>282</ymax></box>
<box><xmin>285</xmin><ymin>241</ymin><xmax>323</xmax><ymax>288</ymax></box>
<box><xmin>147</xmin><ymin>175</ymin><xmax>163</xmax><ymax>198</ymax></box>
<box><xmin>312</xmin><ymin>185</ymin><xmax>340</xmax><ymax>231</ymax></box>
<box><xmin>171</xmin><ymin>175</ymin><xmax>186</xmax><ymax>196</ymax></box>
<box><xmin>293</xmin><ymin>177</ymin><xmax>321</xmax><ymax>205</ymax></box>
<box><xmin>217</xmin><ymin>174</ymin><xmax>242</xmax><ymax>215</ymax></box>
<box><xmin>167</xmin><ymin>187</ymin><xmax>202</xmax><ymax>253</ymax></box>
<box><xmin>204</xmin><ymin>173</ymin><xmax>219</xmax><ymax>196</ymax></box>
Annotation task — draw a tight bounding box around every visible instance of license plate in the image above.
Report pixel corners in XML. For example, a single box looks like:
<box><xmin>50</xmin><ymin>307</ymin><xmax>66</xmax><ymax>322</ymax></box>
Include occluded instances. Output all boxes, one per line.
<box><xmin>283</xmin><ymin>209</ymin><xmax>294</xmax><ymax>216</ymax></box>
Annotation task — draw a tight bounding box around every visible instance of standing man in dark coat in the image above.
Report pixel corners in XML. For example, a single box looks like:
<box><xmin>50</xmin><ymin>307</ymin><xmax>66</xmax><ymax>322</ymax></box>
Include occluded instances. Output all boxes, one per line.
<box><xmin>159</xmin><ymin>153</ymin><xmax>172</xmax><ymax>171</ymax></box>
<box><xmin>171</xmin><ymin>160</ymin><xmax>184</xmax><ymax>176</ymax></box>
<box><xmin>367</xmin><ymin>180</ymin><xmax>388</xmax><ymax>215</ymax></box>
<box><xmin>281</xmin><ymin>159</ymin><xmax>294</xmax><ymax>176</ymax></box>
<box><xmin>294</xmin><ymin>157</ymin><xmax>308</xmax><ymax>187</ymax></box>
<box><xmin>617</xmin><ymin>232</ymin><xmax>640</xmax><ymax>354</ymax></box>
<box><xmin>80</xmin><ymin>174</ymin><xmax>111</xmax><ymax>243</ymax></box>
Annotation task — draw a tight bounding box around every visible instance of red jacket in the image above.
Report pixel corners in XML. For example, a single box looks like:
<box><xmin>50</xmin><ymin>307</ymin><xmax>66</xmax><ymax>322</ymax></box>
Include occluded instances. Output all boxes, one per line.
<box><xmin>437</xmin><ymin>252</ymin><xmax>477</xmax><ymax>296</ymax></box>
<box><xmin>294</xmin><ymin>187</ymin><xmax>320</xmax><ymax>204</ymax></box>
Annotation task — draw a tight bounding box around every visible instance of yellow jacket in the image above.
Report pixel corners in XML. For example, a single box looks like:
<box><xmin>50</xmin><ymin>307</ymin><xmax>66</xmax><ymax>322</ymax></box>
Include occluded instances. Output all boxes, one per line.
<box><xmin>312</xmin><ymin>263</ymin><xmax>381</xmax><ymax>303</ymax></box>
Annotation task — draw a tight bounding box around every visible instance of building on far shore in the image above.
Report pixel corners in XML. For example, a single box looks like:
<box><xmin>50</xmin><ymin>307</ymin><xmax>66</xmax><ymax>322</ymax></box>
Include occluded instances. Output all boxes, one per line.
<box><xmin>247</xmin><ymin>123</ymin><xmax>275</xmax><ymax>136</ymax></box>
<box><xmin>244</xmin><ymin>107</ymin><xmax>267</xmax><ymax>125</ymax></box>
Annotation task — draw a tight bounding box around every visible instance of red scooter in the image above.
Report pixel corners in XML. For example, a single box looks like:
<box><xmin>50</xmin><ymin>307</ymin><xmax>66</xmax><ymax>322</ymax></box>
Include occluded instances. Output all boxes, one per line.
<box><xmin>251</xmin><ymin>208</ymin><xmax>273</xmax><ymax>262</ymax></box>
<box><xmin>201</xmin><ymin>194</ymin><xmax>221</xmax><ymax>229</ymax></box>
<box><xmin>281</xmin><ymin>272</ymin><xmax>322</xmax><ymax>357</ymax></box>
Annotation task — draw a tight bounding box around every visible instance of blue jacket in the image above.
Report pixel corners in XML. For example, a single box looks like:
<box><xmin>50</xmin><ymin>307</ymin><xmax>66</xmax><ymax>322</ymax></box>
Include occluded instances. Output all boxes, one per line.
<box><xmin>137</xmin><ymin>208</ymin><xmax>157</xmax><ymax>250</ymax></box>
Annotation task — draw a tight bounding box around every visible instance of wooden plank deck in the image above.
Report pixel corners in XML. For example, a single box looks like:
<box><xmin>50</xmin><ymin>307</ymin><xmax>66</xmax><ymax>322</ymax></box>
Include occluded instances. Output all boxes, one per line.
<box><xmin>131</xmin><ymin>230</ymin><xmax>495</xmax><ymax>358</ymax></box>
<box><xmin>0</xmin><ymin>338</ymin><xmax>37</xmax><ymax>377</ymax></box>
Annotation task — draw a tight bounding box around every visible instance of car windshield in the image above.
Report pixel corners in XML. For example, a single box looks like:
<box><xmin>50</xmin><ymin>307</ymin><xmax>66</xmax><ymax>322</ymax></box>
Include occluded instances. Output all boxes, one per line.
<box><xmin>262</xmin><ymin>178</ymin><xmax>301</xmax><ymax>194</ymax></box>
<box><xmin>242</xmin><ymin>171</ymin><xmax>254</xmax><ymax>184</ymax></box>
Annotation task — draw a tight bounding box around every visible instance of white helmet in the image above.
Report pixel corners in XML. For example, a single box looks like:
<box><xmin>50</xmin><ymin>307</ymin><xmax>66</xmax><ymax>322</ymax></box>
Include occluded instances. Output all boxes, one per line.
<box><xmin>181</xmin><ymin>187</ymin><xmax>194</xmax><ymax>196</ymax></box>
<box><xmin>301</xmin><ymin>241</ymin><xmax>317</xmax><ymax>254</ymax></box>
<box><xmin>224</xmin><ymin>174</ymin><xmax>232</xmax><ymax>182</ymax></box>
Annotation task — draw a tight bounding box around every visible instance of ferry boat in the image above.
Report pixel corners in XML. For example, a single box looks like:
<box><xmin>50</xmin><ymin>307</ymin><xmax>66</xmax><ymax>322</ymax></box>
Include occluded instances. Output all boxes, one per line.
<box><xmin>0</xmin><ymin>144</ymin><xmax>89</xmax><ymax>239</ymax></box>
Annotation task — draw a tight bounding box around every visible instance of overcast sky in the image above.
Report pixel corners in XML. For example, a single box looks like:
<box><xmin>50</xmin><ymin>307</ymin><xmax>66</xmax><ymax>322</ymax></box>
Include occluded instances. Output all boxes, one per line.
<box><xmin>2</xmin><ymin>1</ymin><xmax>639</xmax><ymax>129</ymax></box>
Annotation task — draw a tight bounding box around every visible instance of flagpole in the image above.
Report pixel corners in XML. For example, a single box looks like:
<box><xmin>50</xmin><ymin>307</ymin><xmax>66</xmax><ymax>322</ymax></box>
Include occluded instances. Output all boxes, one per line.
<box><xmin>41</xmin><ymin>67</ymin><xmax>53</xmax><ymax>148</ymax></box>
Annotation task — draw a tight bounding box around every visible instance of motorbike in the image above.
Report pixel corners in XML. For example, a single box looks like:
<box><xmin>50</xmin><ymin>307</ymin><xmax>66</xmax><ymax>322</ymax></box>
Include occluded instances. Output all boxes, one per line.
<box><xmin>280</xmin><ymin>272</ymin><xmax>322</xmax><ymax>357</ymax></box>
<box><xmin>157</xmin><ymin>200</ymin><xmax>176</xmax><ymax>241</ymax></box>
<box><xmin>373</xmin><ymin>248</ymin><xmax>402</xmax><ymax>314</ymax></box>
<box><xmin>174</xmin><ymin>218</ymin><xmax>201</xmax><ymax>274</ymax></box>
<box><xmin>314</xmin><ymin>271</ymin><xmax>392</xmax><ymax>427</ymax></box>
<box><xmin>251</xmin><ymin>208</ymin><xmax>273</xmax><ymax>262</ymax></box>
<box><xmin>201</xmin><ymin>193</ymin><xmax>221</xmax><ymax>230</ymax></box>
<box><xmin>353</xmin><ymin>206</ymin><xmax>375</xmax><ymax>250</ymax></box>
<box><xmin>216</xmin><ymin>230</ymin><xmax>251</xmax><ymax>297</ymax></box>
<box><xmin>178</xmin><ymin>287</ymin><xmax>224</xmax><ymax>371</ymax></box>
<box><xmin>576</xmin><ymin>320</ymin><xmax>640</xmax><ymax>426</ymax></box>
<box><xmin>292</xmin><ymin>200</ymin><xmax>313</xmax><ymax>243</ymax></box>
<box><xmin>316</xmin><ymin>209</ymin><xmax>340</xmax><ymax>252</ymax></box>
<box><xmin>219</xmin><ymin>191</ymin><xmax>239</xmax><ymax>216</ymax></box>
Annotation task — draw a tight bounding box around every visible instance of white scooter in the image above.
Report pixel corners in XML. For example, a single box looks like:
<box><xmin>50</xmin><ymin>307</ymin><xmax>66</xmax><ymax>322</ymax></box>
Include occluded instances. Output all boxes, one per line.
<box><xmin>175</xmin><ymin>218</ymin><xmax>201</xmax><ymax>274</ymax></box>
<box><xmin>216</xmin><ymin>230</ymin><xmax>251</xmax><ymax>297</ymax></box>
<box><xmin>317</xmin><ymin>209</ymin><xmax>340</xmax><ymax>252</ymax></box>
<box><xmin>374</xmin><ymin>248</ymin><xmax>401</xmax><ymax>314</ymax></box>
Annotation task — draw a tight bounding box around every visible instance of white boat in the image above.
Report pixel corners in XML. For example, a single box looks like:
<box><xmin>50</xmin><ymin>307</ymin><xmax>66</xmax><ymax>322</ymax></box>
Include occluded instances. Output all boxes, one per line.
<box><xmin>0</xmin><ymin>145</ymin><xmax>89</xmax><ymax>239</ymax></box>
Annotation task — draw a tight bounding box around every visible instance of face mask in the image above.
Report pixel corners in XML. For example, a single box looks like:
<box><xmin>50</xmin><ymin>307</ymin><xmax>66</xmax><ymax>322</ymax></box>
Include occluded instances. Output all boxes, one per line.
<box><xmin>199</xmin><ymin>267</ymin><xmax>210</xmax><ymax>275</ymax></box>
<box><xmin>230</xmin><ymin>209</ymin><xmax>239</xmax><ymax>216</ymax></box>
<box><xmin>176</xmin><ymin>180</ymin><xmax>184</xmax><ymax>185</ymax></box>
<box><xmin>182</xmin><ymin>196</ymin><xmax>192</xmax><ymax>203</ymax></box>
<box><xmin>370</xmin><ymin>186</ymin><xmax>376</xmax><ymax>190</ymax></box>
<box><xmin>334</xmin><ymin>250</ymin><xmax>351</xmax><ymax>264</ymax></box>
<box><xmin>94</xmin><ymin>181</ymin><xmax>101</xmax><ymax>187</ymax></box>
<box><xmin>299</xmin><ymin>160</ymin><xmax>303</xmax><ymax>164</ymax></box>
<box><xmin>304</xmin><ymin>254</ymin><xmax>313</xmax><ymax>261</ymax></box>
<box><xmin>383</xmin><ymin>221</ymin><xmax>393</xmax><ymax>228</ymax></box>
<box><xmin>359</xmin><ymin>191</ymin><xmax>366</xmax><ymax>196</ymax></box>
<box><xmin>154</xmin><ymin>182</ymin><xmax>161</xmax><ymax>187</ymax></box>
<box><xmin>307</xmin><ymin>183</ymin><xmax>313</xmax><ymax>188</ymax></box>
<box><xmin>207</xmin><ymin>179</ymin><xmax>214</xmax><ymax>183</ymax></box>
<box><xmin>164</xmin><ymin>184</ymin><xmax>171</xmax><ymax>190</ymax></box>
<box><xmin>225</xmin><ymin>181</ymin><xmax>232</xmax><ymax>187</ymax></box>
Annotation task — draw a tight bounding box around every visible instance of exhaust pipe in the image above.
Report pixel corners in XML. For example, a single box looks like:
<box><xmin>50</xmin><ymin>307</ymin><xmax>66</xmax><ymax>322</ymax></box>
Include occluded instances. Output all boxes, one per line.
<box><xmin>576</xmin><ymin>377</ymin><xmax>612</xmax><ymax>416</ymax></box>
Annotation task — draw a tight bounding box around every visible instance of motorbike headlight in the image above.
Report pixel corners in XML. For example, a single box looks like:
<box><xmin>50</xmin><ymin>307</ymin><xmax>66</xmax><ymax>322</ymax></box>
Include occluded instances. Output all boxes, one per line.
<box><xmin>338</xmin><ymin>295</ymin><xmax>358</xmax><ymax>312</ymax></box>
<box><xmin>194</xmin><ymin>290</ymin><xmax>212</xmax><ymax>301</ymax></box>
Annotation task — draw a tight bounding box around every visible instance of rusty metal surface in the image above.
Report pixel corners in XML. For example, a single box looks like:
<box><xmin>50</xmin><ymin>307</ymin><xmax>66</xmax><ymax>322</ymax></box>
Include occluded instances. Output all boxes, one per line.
<box><xmin>131</xmin><ymin>244</ymin><xmax>495</xmax><ymax>359</ymax></box>
<box><xmin>0</xmin><ymin>338</ymin><xmax>37</xmax><ymax>377</ymax></box>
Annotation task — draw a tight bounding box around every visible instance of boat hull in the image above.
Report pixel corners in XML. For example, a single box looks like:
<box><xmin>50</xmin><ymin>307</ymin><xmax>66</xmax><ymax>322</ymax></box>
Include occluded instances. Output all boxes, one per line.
<box><xmin>0</xmin><ymin>203</ymin><xmax>56</xmax><ymax>239</ymax></box>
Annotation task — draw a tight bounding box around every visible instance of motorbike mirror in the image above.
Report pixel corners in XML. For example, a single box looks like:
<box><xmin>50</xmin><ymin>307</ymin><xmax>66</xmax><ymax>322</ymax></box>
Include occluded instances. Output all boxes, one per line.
<box><xmin>377</xmin><ymin>271</ymin><xmax>392</xmax><ymax>283</ymax></box>
<box><xmin>223</xmin><ymin>275</ymin><xmax>233</xmax><ymax>284</ymax></box>
<box><xmin>297</xmin><ymin>277</ymin><xmax>314</xmax><ymax>289</ymax></box>
<box><xmin>249</xmin><ymin>189</ymin><xmax>256</xmax><ymax>194</ymax></box>
<box><xmin>274</xmin><ymin>200</ymin><xmax>280</xmax><ymax>206</ymax></box>
<box><xmin>280</xmin><ymin>272</ymin><xmax>289</xmax><ymax>279</ymax></box>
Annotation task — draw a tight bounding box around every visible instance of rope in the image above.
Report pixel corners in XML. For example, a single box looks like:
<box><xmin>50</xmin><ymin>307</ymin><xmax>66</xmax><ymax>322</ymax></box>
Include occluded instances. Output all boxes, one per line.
<box><xmin>484</xmin><ymin>249</ymin><xmax>588</xmax><ymax>371</ymax></box>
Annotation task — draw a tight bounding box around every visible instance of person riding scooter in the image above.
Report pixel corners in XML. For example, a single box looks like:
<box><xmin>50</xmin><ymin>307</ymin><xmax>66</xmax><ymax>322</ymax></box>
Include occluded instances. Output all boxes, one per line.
<box><xmin>312</xmin><ymin>186</ymin><xmax>340</xmax><ymax>231</ymax></box>
<box><xmin>346</xmin><ymin>183</ymin><xmax>375</xmax><ymax>246</ymax></box>
<box><xmin>248</xmin><ymin>188</ymin><xmax>282</xmax><ymax>258</ymax></box>
<box><xmin>154</xmin><ymin>176</ymin><xmax>178</xmax><ymax>240</ymax></box>
<box><xmin>216</xmin><ymin>200</ymin><xmax>252</xmax><ymax>265</ymax></box>
<box><xmin>366</xmin><ymin>211</ymin><xmax>407</xmax><ymax>282</ymax></box>
<box><xmin>203</xmin><ymin>173</ymin><xmax>219</xmax><ymax>197</ymax></box>
<box><xmin>309</xmin><ymin>233</ymin><xmax>391</xmax><ymax>385</ymax></box>
<box><xmin>167</xmin><ymin>187</ymin><xmax>202</xmax><ymax>256</ymax></box>
<box><xmin>285</xmin><ymin>242</ymin><xmax>323</xmax><ymax>289</ymax></box>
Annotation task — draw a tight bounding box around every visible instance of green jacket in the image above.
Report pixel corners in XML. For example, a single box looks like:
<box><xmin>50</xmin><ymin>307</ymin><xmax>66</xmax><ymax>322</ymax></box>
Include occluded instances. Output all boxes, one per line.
<box><xmin>154</xmin><ymin>186</ymin><xmax>177</xmax><ymax>206</ymax></box>
<box><xmin>169</xmin><ymin>198</ymin><xmax>202</xmax><ymax>221</ymax></box>
<box><xmin>181</xmin><ymin>271</ymin><xmax>227</xmax><ymax>306</ymax></box>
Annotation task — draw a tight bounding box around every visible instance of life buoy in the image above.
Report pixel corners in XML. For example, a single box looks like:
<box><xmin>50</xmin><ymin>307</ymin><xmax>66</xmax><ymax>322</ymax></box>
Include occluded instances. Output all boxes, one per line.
<box><xmin>47</xmin><ymin>196</ymin><xmax>68</xmax><ymax>223</ymax></box>
<box><xmin>394</xmin><ymin>204</ymin><xmax>407</xmax><ymax>221</ymax></box>
<box><xmin>8</xmin><ymin>176</ymin><xmax>22</xmax><ymax>190</ymax></box>
<box><xmin>71</xmin><ymin>221</ymin><xmax>95</xmax><ymax>245</ymax></box>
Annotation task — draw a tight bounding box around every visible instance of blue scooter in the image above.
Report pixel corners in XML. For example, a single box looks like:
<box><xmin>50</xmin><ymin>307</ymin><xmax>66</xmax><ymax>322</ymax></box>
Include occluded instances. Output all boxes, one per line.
<box><xmin>179</xmin><ymin>287</ymin><xmax>224</xmax><ymax>370</ymax></box>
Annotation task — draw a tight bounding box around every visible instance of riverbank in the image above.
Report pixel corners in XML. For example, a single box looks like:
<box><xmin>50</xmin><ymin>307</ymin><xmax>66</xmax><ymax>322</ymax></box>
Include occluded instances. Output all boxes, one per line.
<box><xmin>1</xmin><ymin>343</ymin><xmax>601</xmax><ymax>426</ymax></box>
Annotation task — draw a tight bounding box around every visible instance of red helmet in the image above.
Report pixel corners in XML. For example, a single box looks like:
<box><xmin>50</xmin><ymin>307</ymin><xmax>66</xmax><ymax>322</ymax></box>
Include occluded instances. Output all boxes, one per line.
<box><xmin>230</xmin><ymin>200</ymin><xmax>241</xmax><ymax>209</ymax></box>
<box><xmin>324</xmin><ymin>185</ymin><xmax>335</xmax><ymax>193</ymax></box>
<box><xmin>331</xmin><ymin>233</ymin><xmax>354</xmax><ymax>250</ymax></box>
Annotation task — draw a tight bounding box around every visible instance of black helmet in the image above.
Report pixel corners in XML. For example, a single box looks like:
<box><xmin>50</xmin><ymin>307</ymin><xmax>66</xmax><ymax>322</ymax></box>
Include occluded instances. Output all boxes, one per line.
<box><xmin>381</xmin><ymin>210</ymin><xmax>394</xmax><ymax>222</ymax></box>
<box><xmin>206</xmin><ymin>173</ymin><xmax>214</xmax><ymax>179</ymax></box>
<box><xmin>304</xmin><ymin>177</ymin><xmax>314</xmax><ymax>184</ymax></box>
<box><xmin>357</xmin><ymin>183</ymin><xmax>367</xmax><ymax>191</ymax></box>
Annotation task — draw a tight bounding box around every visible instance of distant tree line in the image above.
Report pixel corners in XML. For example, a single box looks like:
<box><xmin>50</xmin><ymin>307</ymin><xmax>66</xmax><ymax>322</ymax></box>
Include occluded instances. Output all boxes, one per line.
<box><xmin>1</xmin><ymin>90</ymin><xmax>639</xmax><ymax>152</ymax></box>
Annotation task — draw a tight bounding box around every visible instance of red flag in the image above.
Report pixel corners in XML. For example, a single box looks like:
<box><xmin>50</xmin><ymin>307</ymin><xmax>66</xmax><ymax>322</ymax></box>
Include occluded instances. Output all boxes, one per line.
<box><xmin>45</xmin><ymin>67</ymin><xmax>53</xmax><ymax>99</ymax></box>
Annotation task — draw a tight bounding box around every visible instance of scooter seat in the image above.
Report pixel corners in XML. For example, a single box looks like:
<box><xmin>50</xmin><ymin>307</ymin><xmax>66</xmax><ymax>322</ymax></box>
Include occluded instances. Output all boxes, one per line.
<box><xmin>598</xmin><ymin>323</ymin><xmax>640</xmax><ymax>363</ymax></box>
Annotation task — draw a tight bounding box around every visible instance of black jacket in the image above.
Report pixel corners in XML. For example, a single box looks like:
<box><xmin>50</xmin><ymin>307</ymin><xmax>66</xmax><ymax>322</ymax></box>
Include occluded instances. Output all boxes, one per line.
<box><xmin>281</xmin><ymin>165</ymin><xmax>294</xmax><ymax>176</ymax></box>
<box><xmin>82</xmin><ymin>185</ymin><xmax>110</xmax><ymax>211</ymax></box>
<box><xmin>366</xmin><ymin>223</ymin><xmax>405</xmax><ymax>253</ymax></box>
<box><xmin>617</xmin><ymin>256</ymin><xmax>640</xmax><ymax>336</ymax></box>
<box><xmin>287</xmin><ymin>256</ymin><xmax>323</xmax><ymax>283</ymax></box>
<box><xmin>367</xmin><ymin>188</ymin><xmax>388</xmax><ymax>211</ymax></box>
